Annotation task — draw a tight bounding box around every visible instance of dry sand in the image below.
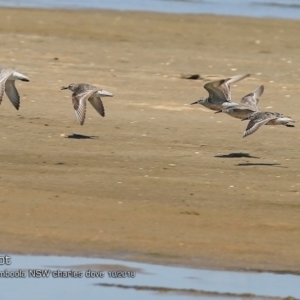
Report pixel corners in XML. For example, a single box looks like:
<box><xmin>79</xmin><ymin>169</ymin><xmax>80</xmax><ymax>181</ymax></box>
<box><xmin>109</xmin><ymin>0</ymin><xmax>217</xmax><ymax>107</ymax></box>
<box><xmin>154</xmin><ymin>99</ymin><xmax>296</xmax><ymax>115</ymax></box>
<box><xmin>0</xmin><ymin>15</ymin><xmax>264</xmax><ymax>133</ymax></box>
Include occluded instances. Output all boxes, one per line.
<box><xmin>0</xmin><ymin>8</ymin><xmax>300</xmax><ymax>273</ymax></box>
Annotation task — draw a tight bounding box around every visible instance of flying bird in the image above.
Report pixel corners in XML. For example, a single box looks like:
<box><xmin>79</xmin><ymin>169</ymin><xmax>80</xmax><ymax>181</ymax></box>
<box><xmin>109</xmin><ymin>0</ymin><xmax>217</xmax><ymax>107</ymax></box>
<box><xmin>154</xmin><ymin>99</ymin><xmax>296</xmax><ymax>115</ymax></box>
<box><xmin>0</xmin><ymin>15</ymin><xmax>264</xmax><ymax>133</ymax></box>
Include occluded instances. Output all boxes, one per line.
<box><xmin>242</xmin><ymin>111</ymin><xmax>295</xmax><ymax>138</ymax></box>
<box><xmin>215</xmin><ymin>85</ymin><xmax>264</xmax><ymax>120</ymax></box>
<box><xmin>61</xmin><ymin>83</ymin><xmax>113</xmax><ymax>125</ymax></box>
<box><xmin>190</xmin><ymin>73</ymin><xmax>250</xmax><ymax>111</ymax></box>
<box><xmin>0</xmin><ymin>67</ymin><xmax>30</xmax><ymax>110</ymax></box>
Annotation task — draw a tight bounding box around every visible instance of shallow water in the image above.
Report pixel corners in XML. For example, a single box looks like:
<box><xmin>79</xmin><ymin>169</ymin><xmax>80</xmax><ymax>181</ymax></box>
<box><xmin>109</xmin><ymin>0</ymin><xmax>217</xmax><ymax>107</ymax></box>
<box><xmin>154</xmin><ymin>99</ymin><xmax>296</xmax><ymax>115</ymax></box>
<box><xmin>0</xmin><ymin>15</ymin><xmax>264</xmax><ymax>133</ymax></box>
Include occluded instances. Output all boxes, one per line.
<box><xmin>0</xmin><ymin>0</ymin><xmax>300</xmax><ymax>19</ymax></box>
<box><xmin>1</xmin><ymin>254</ymin><xmax>300</xmax><ymax>299</ymax></box>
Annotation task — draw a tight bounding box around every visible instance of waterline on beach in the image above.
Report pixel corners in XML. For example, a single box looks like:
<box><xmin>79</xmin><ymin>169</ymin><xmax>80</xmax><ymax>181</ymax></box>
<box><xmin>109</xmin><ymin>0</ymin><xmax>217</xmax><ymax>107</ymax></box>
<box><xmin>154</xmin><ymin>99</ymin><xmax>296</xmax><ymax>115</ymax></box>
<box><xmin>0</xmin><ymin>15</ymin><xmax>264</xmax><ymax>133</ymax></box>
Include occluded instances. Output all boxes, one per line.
<box><xmin>1</xmin><ymin>254</ymin><xmax>300</xmax><ymax>299</ymax></box>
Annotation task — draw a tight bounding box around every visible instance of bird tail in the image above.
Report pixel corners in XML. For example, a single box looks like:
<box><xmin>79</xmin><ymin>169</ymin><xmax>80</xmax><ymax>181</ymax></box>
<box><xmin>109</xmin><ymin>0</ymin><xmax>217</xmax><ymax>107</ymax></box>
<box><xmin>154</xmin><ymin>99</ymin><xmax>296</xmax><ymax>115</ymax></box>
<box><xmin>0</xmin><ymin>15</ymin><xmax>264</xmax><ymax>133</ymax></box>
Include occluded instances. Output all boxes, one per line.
<box><xmin>12</xmin><ymin>71</ymin><xmax>30</xmax><ymax>82</ymax></box>
<box><xmin>99</xmin><ymin>89</ymin><xmax>113</xmax><ymax>97</ymax></box>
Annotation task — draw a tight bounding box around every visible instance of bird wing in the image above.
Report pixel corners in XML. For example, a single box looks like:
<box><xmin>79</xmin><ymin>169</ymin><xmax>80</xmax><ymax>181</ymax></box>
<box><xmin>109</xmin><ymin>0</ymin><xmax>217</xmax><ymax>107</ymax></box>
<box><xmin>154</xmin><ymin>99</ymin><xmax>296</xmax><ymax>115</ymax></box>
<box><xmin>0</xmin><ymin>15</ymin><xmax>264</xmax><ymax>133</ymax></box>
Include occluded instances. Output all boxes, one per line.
<box><xmin>223</xmin><ymin>73</ymin><xmax>251</xmax><ymax>100</ymax></box>
<box><xmin>0</xmin><ymin>68</ymin><xmax>13</xmax><ymax>104</ymax></box>
<box><xmin>240</xmin><ymin>85</ymin><xmax>264</xmax><ymax>110</ymax></box>
<box><xmin>5</xmin><ymin>80</ymin><xmax>20</xmax><ymax>110</ymax></box>
<box><xmin>204</xmin><ymin>73</ymin><xmax>250</xmax><ymax>104</ymax></box>
<box><xmin>230</xmin><ymin>106</ymin><xmax>256</xmax><ymax>115</ymax></box>
<box><xmin>243</xmin><ymin>116</ymin><xmax>276</xmax><ymax>138</ymax></box>
<box><xmin>72</xmin><ymin>90</ymin><xmax>97</xmax><ymax>125</ymax></box>
<box><xmin>204</xmin><ymin>79</ymin><xmax>230</xmax><ymax>104</ymax></box>
<box><xmin>225</xmin><ymin>73</ymin><xmax>251</xmax><ymax>86</ymax></box>
<box><xmin>88</xmin><ymin>96</ymin><xmax>105</xmax><ymax>117</ymax></box>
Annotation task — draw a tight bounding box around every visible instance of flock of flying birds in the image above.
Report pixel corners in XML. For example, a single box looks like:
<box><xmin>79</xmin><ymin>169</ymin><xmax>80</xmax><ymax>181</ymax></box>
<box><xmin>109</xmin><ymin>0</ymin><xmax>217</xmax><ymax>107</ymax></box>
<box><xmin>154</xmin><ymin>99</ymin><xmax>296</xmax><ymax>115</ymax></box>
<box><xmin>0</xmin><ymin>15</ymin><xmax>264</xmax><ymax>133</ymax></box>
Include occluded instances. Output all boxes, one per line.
<box><xmin>0</xmin><ymin>66</ymin><xmax>113</xmax><ymax>126</ymax></box>
<box><xmin>191</xmin><ymin>73</ymin><xmax>295</xmax><ymax>137</ymax></box>
<box><xmin>0</xmin><ymin>67</ymin><xmax>296</xmax><ymax>138</ymax></box>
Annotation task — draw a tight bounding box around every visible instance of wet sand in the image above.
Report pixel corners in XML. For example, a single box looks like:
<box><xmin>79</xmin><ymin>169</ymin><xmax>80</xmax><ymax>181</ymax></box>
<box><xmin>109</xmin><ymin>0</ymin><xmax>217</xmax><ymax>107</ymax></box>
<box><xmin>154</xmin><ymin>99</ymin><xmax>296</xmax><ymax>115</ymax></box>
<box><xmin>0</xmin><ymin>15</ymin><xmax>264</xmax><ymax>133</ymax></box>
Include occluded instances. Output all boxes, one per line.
<box><xmin>0</xmin><ymin>8</ymin><xmax>300</xmax><ymax>273</ymax></box>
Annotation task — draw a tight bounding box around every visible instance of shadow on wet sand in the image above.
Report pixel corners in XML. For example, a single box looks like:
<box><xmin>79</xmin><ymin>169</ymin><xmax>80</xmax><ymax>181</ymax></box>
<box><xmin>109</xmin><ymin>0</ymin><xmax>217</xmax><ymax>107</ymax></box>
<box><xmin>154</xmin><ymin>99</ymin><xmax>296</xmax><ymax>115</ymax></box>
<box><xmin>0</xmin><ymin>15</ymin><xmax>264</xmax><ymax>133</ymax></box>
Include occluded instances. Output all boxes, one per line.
<box><xmin>215</xmin><ymin>152</ymin><xmax>260</xmax><ymax>159</ymax></box>
<box><xmin>236</xmin><ymin>163</ymin><xmax>287</xmax><ymax>168</ymax></box>
<box><xmin>65</xmin><ymin>133</ymin><xmax>98</xmax><ymax>139</ymax></box>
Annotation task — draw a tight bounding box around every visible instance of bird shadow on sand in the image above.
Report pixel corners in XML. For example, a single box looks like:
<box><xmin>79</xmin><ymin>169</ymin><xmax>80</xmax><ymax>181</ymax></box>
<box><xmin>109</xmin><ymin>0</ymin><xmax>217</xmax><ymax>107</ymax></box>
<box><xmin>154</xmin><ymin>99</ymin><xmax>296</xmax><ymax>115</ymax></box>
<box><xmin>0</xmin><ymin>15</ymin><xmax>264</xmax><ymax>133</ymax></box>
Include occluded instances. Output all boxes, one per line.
<box><xmin>235</xmin><ymin>162</ymin><xmax>287</xmax><ymax>168</ymax></box>
<box><xmin>65</xmin><ymin>133</ymin><xmax>98</xmax><ymax>139</ymax></box>
<box><xmin>215</xmin><ymin>152</ymin><xmax>260</xmax><ymax>159</ymax></box>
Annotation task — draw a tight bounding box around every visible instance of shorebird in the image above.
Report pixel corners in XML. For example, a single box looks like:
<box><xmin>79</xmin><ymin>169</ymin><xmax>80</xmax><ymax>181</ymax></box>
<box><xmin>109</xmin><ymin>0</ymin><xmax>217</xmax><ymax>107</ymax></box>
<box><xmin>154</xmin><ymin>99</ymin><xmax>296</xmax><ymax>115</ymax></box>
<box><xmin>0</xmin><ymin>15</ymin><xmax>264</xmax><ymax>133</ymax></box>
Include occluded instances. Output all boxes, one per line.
<box><xmin>190</xmin><ymin>73</ymin><xmax>250</xmax><ymax>111</ymax></box>
<box><xmin>0</xmin><ymin>67</ymin><xmax>30</xmax><ymax>110</ymax></box>
<box><xmin>61</xmin><ymin>83</ymin><xmax>113</xmax><ymax>125</ymax></box>
<box><xmin>242</xmin><ymin>111</ymin><xmax>295</xmax><ymax>138</ymax></box>
<box><xmin>215</xmin><ymin>85</ymin><xmax>264</xmax><ymax>120</ymax></box>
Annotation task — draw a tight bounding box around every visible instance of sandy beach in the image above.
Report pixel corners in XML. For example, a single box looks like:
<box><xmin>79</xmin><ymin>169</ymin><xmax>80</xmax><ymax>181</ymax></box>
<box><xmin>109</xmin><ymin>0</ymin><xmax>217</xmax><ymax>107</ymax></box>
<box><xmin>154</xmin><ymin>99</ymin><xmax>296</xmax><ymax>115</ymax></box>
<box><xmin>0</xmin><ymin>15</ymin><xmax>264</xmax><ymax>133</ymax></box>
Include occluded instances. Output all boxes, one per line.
<box><xmin>0</xmin><ymin>8</ymin><xmax>300</xmax><ymax>273</ymax></box>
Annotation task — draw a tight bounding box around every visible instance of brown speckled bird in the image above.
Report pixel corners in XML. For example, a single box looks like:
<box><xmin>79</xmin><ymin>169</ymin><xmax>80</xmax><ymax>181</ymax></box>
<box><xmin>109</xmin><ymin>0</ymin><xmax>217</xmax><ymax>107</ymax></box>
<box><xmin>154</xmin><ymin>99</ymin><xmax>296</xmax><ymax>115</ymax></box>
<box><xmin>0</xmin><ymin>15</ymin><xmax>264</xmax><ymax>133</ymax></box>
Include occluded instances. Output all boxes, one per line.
<box><xmin>61</xmin><ymin>83</ymin><xmax>113</xmax><ymax>125</ymax></box>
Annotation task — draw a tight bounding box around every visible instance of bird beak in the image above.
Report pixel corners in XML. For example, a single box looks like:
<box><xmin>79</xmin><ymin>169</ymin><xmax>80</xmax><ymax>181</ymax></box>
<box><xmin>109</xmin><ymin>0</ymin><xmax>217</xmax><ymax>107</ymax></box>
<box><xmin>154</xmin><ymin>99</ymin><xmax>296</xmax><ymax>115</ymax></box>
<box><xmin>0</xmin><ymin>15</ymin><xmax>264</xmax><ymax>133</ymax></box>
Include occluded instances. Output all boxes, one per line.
<box><xmin>61</xmin><ymin>86</ymin><xmax>68</xmax><ymax>90</ymax></box>
<box><xmin>190</xmin><ymin>101</ymin><xmax>199</xmax><ymax>105</ymax></box>
<box><xmin>214</xmin><ymin>110</ymin><xmax>222</xmax><ymax>114</ymax></box>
